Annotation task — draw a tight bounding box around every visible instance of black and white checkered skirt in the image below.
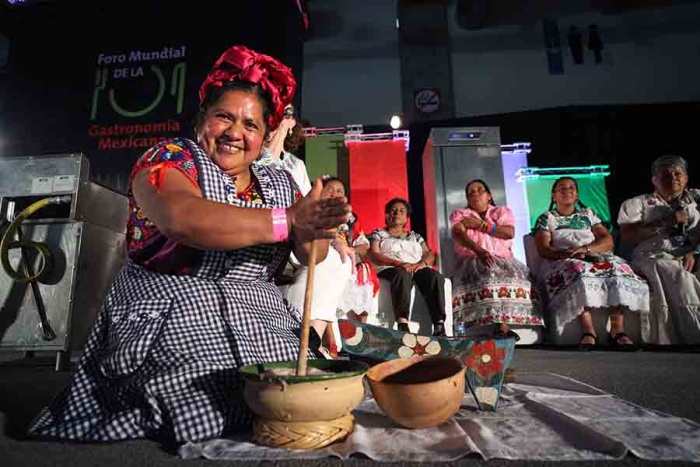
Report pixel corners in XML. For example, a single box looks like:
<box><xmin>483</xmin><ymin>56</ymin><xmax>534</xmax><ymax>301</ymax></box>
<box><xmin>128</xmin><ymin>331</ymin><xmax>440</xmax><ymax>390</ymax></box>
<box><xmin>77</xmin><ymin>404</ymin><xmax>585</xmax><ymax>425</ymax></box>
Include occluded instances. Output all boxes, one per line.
<box><xmin>28</xmin><ymin>139</ymin><xmax>313</xmax><ymax>443</ymax></box>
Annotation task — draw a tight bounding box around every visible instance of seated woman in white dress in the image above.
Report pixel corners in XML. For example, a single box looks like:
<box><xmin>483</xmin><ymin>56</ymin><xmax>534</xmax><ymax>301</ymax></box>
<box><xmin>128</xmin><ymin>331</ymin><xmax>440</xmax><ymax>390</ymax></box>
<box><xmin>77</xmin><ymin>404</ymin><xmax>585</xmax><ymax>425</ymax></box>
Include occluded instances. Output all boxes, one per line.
<box><xmin>286</xmin><ymin>177</ymin><xmax>354</xmax><ymax>357</ymax></box>
<box><xmin>618</xmin><ymin>155</ymin><xmax>700</xmax><ymax>345</ymax></box>
<box><xmin>369</xmin><ymin>198</ymin><xmax>447</xmax><ymax>336</ymax></box>
<box><xmin>320</xmin><ymin>179</ymin><xmax>382</xmax><ymax>326</ymax></box>
<box><xmin>534</xmin><ymin>177</ymin><xmax>649</xmax><ymax>350</ymax></box>
<box><xmin>259</xmin><ymin>117</ymin><xmax>346</xmax><ymax>356</ymax></box>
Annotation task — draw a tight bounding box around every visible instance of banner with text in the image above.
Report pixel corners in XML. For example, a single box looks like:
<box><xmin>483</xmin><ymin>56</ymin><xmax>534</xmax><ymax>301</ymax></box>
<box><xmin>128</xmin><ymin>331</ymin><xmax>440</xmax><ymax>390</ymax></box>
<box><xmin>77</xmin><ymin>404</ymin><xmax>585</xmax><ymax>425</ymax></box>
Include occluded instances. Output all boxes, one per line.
<box><xmin>87</xmin><ymin>45</ymin><xmax>189</xmax><ymax>192</ymax></box>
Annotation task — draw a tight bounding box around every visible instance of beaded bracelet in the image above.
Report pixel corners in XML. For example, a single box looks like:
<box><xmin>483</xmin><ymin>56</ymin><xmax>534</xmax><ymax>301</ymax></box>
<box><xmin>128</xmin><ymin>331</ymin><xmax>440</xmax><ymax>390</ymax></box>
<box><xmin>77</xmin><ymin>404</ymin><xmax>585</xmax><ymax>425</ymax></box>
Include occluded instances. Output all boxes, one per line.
<box><xmin>489</xmin><ymin>223</ymin><xmax>497</xmax><ymax>235</ymax></box>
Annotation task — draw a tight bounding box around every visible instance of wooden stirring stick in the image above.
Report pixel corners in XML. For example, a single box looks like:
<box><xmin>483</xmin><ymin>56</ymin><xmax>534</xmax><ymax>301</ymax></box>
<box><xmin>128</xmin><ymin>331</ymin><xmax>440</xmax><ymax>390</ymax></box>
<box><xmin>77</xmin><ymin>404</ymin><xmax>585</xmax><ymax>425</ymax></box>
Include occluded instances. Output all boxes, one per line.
<box><xmin>296</xmin><ymin>239</ymin><xmax>318</xmax><ymax>376</ymax></box>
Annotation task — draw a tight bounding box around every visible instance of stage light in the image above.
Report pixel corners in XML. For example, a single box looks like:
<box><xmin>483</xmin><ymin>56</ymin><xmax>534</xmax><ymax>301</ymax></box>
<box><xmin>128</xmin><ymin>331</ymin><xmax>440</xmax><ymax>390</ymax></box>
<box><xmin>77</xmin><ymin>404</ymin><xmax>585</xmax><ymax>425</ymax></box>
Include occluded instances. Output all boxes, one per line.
<box><xmin>390</xmin><ymin>115</ymin><xmax>402</xmax><ymax>130</ymax></box>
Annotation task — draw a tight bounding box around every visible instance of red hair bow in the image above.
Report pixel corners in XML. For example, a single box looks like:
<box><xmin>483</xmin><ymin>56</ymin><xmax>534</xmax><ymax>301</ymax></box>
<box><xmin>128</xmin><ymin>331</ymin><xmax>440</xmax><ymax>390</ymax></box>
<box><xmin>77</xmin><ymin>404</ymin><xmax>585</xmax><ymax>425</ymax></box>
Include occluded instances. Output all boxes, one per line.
<box><xmin>199</xmin><ymin>45</ymin><xmax>296</xmax><ymax>131</ymax></box>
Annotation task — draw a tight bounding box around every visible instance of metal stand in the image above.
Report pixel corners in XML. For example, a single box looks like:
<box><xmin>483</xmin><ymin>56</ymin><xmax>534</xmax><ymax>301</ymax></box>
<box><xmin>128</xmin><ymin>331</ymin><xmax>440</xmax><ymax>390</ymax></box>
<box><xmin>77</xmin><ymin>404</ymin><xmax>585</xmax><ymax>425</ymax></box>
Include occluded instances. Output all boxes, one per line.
<box><xmin>55</xmin><ymin>350</ymin><xmax>69</xmax><ymax>372</ymax></box>
<box><xmin>0</xmin><ymin>153</ymin><xmax>128</xmax><ymax>371</ymax></box>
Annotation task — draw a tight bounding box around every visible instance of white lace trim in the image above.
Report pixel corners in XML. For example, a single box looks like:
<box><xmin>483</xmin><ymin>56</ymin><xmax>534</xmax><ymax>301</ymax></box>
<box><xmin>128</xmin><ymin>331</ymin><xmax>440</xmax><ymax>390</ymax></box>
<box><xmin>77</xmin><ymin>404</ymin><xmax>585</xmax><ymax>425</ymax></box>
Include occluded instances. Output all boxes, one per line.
<box><xmin>547</xmin><ymin>278</ymin><xmax>650</xmax><ymax>332</ymax></box>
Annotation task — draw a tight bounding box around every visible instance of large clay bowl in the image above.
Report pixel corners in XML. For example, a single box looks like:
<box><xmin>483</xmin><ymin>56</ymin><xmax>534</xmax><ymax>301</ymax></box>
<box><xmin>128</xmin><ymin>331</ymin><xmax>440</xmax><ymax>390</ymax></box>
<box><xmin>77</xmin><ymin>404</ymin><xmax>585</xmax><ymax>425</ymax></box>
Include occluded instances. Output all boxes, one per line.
<box><xmin>240</xmin><ymin>359</ymin><xmax>368</xmax><ymax>422</ymax></box>
<box><xmin>366</xmin><ymin>355</ymin><xmax>466</xmax><ymax>429</ymax></box>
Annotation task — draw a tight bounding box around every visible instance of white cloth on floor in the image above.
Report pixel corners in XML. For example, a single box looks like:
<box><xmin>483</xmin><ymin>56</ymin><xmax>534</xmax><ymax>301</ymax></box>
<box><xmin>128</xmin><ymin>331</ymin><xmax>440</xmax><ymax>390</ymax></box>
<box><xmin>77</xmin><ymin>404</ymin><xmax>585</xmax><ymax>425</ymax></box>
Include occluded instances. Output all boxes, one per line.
<box><xmin>179</xmin><ymin>372</ymin><xmax>700</xmax><ymax>462</ymax></box>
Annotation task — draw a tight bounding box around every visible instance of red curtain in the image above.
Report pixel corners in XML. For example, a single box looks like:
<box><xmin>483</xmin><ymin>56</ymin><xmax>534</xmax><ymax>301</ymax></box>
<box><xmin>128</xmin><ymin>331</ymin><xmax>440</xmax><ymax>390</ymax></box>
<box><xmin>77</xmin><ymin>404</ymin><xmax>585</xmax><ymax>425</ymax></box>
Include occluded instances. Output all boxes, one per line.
<box><xmin>347</xmin><ymin>140</ymin><xmax>410</xmax><ymax>236</ymax></box>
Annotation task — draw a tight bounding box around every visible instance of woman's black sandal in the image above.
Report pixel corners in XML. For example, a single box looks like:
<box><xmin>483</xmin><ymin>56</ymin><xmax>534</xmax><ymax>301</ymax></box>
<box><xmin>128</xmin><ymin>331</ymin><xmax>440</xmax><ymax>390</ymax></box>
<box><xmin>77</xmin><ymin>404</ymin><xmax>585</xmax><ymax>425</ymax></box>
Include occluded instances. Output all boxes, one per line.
<box><xmin>608</xmin><ymin>332</ymin><xmax>636</xmax><ymax>351</ymax></box>
<box><xmin>578</xmin><ymin>332</ymin><xmax>598</xmax><ymax>351</ymax></box>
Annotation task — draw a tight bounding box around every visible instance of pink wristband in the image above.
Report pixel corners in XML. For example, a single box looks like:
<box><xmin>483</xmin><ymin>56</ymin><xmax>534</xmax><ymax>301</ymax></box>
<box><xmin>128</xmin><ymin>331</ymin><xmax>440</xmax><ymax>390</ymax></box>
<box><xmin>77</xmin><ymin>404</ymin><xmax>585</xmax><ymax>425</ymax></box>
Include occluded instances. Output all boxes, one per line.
<box><xmin>271</xmin><ymin>208</ymin><xmax>288</xmax><ymax>242</ymax></box>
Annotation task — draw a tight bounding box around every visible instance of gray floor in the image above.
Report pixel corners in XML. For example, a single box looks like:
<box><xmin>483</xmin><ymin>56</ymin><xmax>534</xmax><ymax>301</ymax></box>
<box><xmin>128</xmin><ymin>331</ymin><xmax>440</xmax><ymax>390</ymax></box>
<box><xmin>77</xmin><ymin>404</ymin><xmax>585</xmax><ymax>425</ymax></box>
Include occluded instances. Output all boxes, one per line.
<box><xmin>2</xmin><ymin>347</ymin><xmax>700</xmax><ymax>466</ymax></box>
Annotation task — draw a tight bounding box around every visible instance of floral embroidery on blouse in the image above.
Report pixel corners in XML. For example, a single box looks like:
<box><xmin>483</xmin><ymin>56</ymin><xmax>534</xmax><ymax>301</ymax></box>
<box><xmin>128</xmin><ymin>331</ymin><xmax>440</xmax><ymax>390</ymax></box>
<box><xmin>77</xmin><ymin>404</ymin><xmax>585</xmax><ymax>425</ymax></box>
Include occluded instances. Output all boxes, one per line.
<box><xmin>257</xmin><ymin>148</ymin><xmax>303</xmax><ymax>173</ymax></box>
<box><xmin>236</xmin><ymin>179</ymin><xmax>264</xmax><ymax>204</ymax></box>
<box><xmin>126</xmin><ymin>139</ymin><xmax>204</xmax><ymax>275</ymax></box>
<box><xmin>370</xmin><ymin>229</ymin><xmax>426</xmax><ymax>246</ymax></box>
<box><xmin>127</xmin><ymin>139</ymin><xmax>198</xmax><ymax>254</ymax></box>
<box><xmin>534</xmin><ymin>207</ymin><xmax>601</xmax><ymax>232</ymax></box>
<box><xmin>256</xmin><ymin>148</ymin><xmax>312</xmax><ymax>196</ymax></box>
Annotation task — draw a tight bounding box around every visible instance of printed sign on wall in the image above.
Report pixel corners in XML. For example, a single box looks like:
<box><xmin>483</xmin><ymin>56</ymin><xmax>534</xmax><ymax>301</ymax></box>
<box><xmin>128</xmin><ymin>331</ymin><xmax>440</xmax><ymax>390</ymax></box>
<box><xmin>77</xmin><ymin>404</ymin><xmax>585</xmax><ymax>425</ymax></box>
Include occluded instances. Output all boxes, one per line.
<box><xmin>88</xmin><ymin>46</ymin><xmax>187</xmax><ymax>152</ymax></box>
<box><xmin>2</xmin><ymin>0</ymin><xmax>305</xmax><ymax>195</ymax></box>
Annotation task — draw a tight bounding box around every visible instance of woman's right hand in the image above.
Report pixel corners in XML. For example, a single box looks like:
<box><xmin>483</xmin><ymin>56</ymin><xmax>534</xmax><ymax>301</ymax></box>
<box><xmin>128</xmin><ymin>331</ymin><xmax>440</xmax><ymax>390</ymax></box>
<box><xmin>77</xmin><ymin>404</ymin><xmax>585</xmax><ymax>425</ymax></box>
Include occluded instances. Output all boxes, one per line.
<box><xmin>550</xmin><ymin>249</ymin><xmax>573</xmax><ymax>260</ymax></box>
<box><xmin>476</xmin><ymin>248</ymin><xmax>497</xmax><ymax>268</ymax></box>
<box><xmin>288</xmin><ymin>179</ymin><xmax>352</xmax><ymax>243</ymax></box>
<box><xmin>565</xmin><ymin>246</ymin><xmax>587</xmax><ymax>259</ymax></box>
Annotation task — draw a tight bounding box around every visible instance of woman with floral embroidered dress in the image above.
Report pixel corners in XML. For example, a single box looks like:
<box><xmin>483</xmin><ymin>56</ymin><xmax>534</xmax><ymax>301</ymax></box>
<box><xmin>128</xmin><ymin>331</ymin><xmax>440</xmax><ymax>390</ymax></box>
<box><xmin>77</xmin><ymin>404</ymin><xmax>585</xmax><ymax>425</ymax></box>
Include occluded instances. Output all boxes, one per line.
<box><xmin>450</xmin><ymin>179</ymin><xmax>543</xmax><ymax>339</ymax></box>
<box><xmin>27</xmin><ymin>45</ymin><xmax>351</xmax><ymax>444</ymax></box>
<box><xmin>534</xmin><ymin>177</ymin><xmax>649</xmax><ymax>350</ymax></box>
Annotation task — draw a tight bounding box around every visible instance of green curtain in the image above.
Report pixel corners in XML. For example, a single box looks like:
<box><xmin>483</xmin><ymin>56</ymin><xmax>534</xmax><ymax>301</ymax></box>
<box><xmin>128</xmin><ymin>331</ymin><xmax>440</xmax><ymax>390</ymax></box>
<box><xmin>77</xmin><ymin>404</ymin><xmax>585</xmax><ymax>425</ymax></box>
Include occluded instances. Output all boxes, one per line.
<box><xmin>524</xmin><ymin>176</ymin><xmax>612</xmax><ymax>231</ymax></box>
<box><xmin>304</xmin><ymin>134</ymin><xmax>346</xmax><ymax>181</ymax></box>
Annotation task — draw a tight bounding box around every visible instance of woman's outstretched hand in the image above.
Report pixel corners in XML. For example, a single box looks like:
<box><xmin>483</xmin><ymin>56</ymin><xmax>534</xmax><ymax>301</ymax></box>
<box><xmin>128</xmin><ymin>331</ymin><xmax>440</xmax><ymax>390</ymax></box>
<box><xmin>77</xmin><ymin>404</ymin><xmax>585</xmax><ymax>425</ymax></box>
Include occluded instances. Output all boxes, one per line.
<box><xmin>288</xmin><ymin>178</ymin><xmax>352</xmax><ymax>243</ymax></box>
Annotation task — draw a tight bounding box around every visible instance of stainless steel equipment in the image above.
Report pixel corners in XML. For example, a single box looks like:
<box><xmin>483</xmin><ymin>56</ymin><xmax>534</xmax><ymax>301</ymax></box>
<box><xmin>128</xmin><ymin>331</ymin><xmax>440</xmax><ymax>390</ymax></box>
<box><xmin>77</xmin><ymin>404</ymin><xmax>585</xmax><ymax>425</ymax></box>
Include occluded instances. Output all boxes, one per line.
<box><xmin>422</xmin><ymin>127</ymin><xmax>504</xmax><ymax>277</ymax></box>
<box><xmin>0</xmin><ymin>153</ymin><xmax>128</xmax><ymax>370</ymax></box>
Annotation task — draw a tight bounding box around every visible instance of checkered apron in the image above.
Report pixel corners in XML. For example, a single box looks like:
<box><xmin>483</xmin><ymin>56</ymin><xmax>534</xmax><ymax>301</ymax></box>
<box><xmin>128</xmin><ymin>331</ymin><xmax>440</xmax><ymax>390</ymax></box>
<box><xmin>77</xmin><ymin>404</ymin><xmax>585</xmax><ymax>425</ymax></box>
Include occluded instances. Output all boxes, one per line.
<box><xmin>28</xmin><ymin>139</ymin><xmax>312</xmax><ymax>443</ymax></box>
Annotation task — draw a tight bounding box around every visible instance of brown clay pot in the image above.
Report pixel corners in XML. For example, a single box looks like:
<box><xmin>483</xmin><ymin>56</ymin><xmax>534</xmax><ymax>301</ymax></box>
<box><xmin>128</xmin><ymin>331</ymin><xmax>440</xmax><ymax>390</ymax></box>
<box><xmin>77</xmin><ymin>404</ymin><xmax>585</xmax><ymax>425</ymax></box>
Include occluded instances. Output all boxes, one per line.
<box><xmin>366</xmin><ymin>355</ymin><xmax>466</xmax><ymax>429</ymax></box>
<box><xmin>241</xmin><ymin>359</ymin><xmax>367</xmax><ymax>423</ymax></box>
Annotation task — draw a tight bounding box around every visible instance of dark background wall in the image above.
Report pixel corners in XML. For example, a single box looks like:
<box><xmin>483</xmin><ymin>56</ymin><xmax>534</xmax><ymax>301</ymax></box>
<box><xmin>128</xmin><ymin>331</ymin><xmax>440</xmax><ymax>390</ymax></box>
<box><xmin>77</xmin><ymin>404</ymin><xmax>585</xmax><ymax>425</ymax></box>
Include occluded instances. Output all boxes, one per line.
<box><xmin>300</xmin><ymin>0</ymin><xmax>700</xmax><ymax>238</ymax></box>
<box><xmin>302</xmin><ymin>0</ymin><xmax>700</xmax><ymax>126</ymax></box>
<box><xmin>363</xmin><ymin>100</ymin><xmax>700</xmax><ymax>237</ymax></box>
<box><xmin>0</xmin><ymin>0</ymin><xmax>307</xmax><ymax>194</ymax></box>
<box><xmin>2</xmin><ymin>0</ymin><xmax>698</xmax><ymax>241</ymax></box>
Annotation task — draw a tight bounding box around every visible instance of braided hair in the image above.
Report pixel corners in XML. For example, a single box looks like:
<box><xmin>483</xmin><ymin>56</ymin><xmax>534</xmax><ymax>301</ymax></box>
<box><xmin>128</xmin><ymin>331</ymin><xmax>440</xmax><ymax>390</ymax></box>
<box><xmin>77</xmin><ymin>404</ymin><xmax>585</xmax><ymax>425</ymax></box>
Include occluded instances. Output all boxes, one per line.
<box><xmin>548</xmin><ymin>176</ymin><xmax>589</xmax><ymax>212</ymax></box>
